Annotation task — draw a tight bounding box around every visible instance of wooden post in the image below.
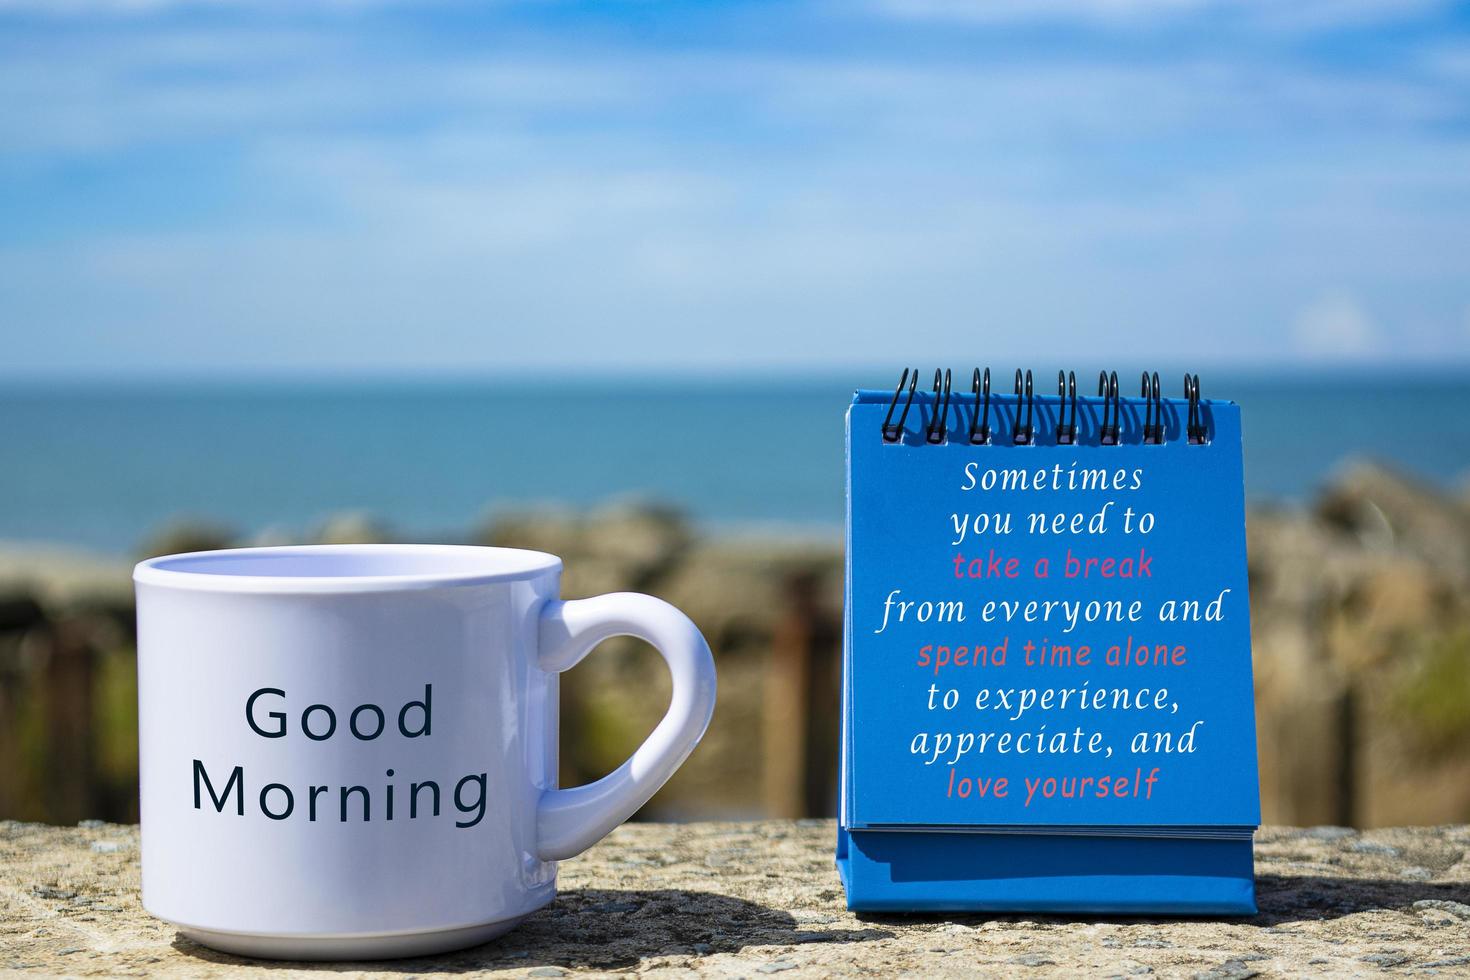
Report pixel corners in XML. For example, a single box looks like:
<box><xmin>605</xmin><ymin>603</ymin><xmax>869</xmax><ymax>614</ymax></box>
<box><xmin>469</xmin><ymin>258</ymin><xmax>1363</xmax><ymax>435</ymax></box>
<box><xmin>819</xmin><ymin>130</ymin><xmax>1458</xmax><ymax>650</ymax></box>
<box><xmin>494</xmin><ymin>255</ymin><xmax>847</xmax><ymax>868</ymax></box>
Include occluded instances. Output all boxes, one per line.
<box><xmin>42</xmin><ymin>616</ymin><xmax>97</xmax><ymax>824</ymax></box>
<box><xmin>0</xmin><ymin>595</ymin><xmax>46</xmax><ymax>820</ymax></box>
<box><xmin>763</xmin><ymin>569</ymin><xmax>842</xmax><ymax>818</ymax></box>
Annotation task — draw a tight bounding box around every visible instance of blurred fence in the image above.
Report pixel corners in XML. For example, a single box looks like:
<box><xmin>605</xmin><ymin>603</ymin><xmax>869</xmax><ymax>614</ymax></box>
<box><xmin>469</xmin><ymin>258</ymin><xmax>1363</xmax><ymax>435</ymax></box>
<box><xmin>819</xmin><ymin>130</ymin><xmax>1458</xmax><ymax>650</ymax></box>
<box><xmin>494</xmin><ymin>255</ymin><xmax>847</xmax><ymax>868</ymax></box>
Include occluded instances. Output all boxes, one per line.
<box><xmin>3</xmin><ymin>461</ymin><xmax>1470</xmax><ymax>827</ymax></box>
<box><xmin>0</xmin><ymin>587</ymin><xmax>136</xmax><ymax>824</ymax></box>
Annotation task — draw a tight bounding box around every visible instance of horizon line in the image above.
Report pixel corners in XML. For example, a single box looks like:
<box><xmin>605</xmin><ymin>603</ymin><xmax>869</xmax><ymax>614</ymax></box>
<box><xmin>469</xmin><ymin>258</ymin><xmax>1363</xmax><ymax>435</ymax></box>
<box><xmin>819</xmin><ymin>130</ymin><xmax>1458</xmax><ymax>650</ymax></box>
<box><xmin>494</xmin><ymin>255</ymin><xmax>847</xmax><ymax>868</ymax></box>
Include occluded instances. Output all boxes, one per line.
<box><xmin>3</xmin><ymin>361</ymin><xmax>1470</xmax><ymax>389</ymax></box>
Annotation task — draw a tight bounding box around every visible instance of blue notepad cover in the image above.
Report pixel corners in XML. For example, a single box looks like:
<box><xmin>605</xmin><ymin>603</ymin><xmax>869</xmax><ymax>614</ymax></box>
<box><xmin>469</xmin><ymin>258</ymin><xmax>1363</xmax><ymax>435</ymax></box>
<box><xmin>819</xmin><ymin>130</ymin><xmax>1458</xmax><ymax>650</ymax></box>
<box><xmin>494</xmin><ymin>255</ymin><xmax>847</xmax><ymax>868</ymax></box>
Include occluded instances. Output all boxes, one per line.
<box><xmin>839</xmin><ymin>384</ymin><xmax>1260</xmax><ymax>914</ymax></box>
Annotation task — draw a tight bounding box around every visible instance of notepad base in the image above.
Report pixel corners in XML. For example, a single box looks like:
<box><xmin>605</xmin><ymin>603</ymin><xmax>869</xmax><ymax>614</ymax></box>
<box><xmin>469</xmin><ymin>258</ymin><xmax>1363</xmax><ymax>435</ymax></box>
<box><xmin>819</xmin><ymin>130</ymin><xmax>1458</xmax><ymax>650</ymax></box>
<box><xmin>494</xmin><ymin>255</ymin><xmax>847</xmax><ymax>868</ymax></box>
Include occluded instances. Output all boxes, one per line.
<box><xmin>836</xmin><ymin>827</ymin><xmax>1256</xmax><ymax>915</ymax></box>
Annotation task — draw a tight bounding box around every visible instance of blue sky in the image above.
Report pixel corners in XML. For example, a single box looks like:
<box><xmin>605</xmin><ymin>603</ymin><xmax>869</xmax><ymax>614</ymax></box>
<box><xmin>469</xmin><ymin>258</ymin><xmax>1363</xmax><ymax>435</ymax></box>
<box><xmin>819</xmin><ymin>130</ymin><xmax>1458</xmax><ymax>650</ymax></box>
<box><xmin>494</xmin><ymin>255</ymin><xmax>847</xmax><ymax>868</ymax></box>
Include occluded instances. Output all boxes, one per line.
<box><xmin>1</xmin><ymin>0</ymin><xmax>1468</xmax><ymax>377</ymax></box>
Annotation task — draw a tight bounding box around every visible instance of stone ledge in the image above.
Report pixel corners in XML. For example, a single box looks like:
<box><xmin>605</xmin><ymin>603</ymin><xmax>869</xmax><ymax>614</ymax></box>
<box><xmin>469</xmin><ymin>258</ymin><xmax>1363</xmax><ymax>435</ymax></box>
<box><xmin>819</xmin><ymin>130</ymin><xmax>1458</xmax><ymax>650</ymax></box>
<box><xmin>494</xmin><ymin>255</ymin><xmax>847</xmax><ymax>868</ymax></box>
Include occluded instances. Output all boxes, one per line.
<box><xmin>3</xmin><ymin>821</ymin><xmax>1469</xmax><ymax>978</ymax></box>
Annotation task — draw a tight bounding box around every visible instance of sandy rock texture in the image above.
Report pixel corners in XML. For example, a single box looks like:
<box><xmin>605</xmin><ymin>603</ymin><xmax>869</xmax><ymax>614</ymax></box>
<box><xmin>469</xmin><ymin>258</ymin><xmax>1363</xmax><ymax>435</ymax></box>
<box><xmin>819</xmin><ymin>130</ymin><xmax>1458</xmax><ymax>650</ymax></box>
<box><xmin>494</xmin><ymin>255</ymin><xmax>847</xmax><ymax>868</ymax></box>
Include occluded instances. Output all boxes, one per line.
<box><xmin>3</xmin><ymin>820</ymin><xmax>1470</xmax><ymax>978</ymax></box>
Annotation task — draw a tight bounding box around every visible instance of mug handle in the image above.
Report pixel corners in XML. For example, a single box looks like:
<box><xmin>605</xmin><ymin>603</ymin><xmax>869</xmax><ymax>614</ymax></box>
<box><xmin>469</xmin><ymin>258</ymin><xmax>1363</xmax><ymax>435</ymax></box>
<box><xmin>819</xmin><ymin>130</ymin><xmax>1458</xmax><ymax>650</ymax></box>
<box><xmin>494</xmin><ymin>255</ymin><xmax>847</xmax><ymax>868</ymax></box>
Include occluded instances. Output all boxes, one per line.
<box><xmin>535</xmin><ymin>592</ymin><xmax>717</xmax><ymax>861</ymax></box>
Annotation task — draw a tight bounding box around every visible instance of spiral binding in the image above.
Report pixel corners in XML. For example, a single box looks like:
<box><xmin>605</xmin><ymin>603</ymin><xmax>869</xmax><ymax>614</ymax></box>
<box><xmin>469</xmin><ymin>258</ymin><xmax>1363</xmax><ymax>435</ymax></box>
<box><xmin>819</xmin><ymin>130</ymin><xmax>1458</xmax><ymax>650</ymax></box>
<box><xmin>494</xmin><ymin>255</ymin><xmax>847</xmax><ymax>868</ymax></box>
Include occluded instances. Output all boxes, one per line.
<box><xmin>927</xmin><ymin>369</ymin><xmax>952</xmax><ymax>444</ymax></box>
<box><xmin>881</xmin><ymin>368</ymin><xmax>1209</xmax><ymax>446</ymax></box>
<box><xmin>1098</xmin><ymin>370</ymin><xmax>1121</xmax><ymax>445</ymax></box>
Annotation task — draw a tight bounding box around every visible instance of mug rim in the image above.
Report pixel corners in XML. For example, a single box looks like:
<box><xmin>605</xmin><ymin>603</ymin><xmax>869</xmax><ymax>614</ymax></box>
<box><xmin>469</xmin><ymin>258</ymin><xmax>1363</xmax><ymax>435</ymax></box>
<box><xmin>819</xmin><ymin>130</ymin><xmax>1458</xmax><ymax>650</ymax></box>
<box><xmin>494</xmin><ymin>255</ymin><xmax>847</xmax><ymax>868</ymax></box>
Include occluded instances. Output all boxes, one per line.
<box><xmin>134</xmin><ymin>544</ymin><xmax>562</xmax><ymax>594</ymax></box>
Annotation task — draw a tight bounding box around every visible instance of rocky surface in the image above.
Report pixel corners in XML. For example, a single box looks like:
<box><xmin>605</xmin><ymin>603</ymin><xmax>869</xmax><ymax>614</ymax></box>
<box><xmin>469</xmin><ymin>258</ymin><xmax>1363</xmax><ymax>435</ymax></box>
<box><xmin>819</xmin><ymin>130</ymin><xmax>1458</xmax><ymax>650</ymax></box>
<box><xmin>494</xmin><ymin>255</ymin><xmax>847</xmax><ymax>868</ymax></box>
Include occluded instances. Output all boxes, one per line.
<box><xmin>0</xmin><ymin>544</ymin><xmax>133</xmax><ymax>613</ymax></box>
<box><xmin>3</xmin><ymin>820</ymin><xmax>1470</xmax><ymax>978</ymax></box>
<box><xmin>1248</xmin><ymin>462</ymin><xmax>1470</xmax><ymax>828</ymax></box>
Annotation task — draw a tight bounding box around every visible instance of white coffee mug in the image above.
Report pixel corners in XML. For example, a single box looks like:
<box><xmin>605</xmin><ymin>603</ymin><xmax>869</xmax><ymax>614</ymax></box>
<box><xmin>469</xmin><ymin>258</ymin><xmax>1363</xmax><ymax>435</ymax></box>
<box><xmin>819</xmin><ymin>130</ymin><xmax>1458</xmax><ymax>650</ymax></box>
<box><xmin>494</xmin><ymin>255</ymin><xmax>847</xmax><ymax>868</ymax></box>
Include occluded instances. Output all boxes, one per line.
<box><xmin>134</xmin><ymin>544</ymin><xmax>717</xmax><ymax>960</ymax></box>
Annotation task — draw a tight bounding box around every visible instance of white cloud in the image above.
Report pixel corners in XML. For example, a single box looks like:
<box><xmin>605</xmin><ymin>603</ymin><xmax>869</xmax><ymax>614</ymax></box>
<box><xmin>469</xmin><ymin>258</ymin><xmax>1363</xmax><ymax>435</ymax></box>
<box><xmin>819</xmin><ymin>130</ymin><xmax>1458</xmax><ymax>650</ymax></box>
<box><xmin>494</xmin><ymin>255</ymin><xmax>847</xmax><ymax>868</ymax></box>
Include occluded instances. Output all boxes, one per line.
<box><xmin>1291</xmin><ymin>291</ymin><xmax>1378</xmax><ymax>359</ymax></box>
<box><xmin>0</xmin><ymin>0</ymin><xmax>396</xmax><ymax>12</ymax></box>
<box><xmin>867</xmin><ymin>0</ymin><xmax>1450</xmax><ymax>30</ymax></box>
<box><xmin>869</xmin><ymin>0</ymin><xmax>1201</xmax><ymax>25</ymax></box>
<box><xmin>3</xmin><ymin>0</ymin><xmax>1448</xmax><ymax>23</ymax></box>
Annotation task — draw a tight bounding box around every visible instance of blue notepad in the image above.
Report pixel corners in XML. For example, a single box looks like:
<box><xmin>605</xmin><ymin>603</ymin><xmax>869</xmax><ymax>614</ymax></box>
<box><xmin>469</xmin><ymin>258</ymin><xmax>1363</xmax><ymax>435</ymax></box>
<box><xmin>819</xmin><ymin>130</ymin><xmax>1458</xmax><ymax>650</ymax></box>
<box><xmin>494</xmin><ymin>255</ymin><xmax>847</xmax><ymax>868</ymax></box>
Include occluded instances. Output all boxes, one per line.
<box><xmin>837</xmin><ymin>370</ymin><xmax>1260</xmax><ymax>914</ymax></box>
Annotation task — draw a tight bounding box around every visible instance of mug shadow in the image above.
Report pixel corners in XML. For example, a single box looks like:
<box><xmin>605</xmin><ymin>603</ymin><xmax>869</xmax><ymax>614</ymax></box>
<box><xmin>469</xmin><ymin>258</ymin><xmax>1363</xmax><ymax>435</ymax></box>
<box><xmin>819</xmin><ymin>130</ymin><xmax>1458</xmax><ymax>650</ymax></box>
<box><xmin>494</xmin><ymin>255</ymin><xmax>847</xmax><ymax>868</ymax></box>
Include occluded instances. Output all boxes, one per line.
<box><xmin>170</xmin><ymin>887</ymin><xmax>893</xmax><ymax>973</ymax></box>
<box><xmin>852</xmin><ymin>874</ymin><xmax>1470</xmax><ymax>930</ymax></box>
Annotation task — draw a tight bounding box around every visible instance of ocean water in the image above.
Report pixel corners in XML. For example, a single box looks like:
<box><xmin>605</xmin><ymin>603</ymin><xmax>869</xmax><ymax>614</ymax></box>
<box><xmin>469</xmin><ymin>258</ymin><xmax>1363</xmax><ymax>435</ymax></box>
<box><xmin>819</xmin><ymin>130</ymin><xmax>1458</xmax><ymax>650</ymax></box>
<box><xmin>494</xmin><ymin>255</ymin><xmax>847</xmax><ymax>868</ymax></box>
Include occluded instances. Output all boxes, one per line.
<box><xmin>2</xmin><ymin>371</ymin><xmax>1468</xmax><ymax>556</ymax></box>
